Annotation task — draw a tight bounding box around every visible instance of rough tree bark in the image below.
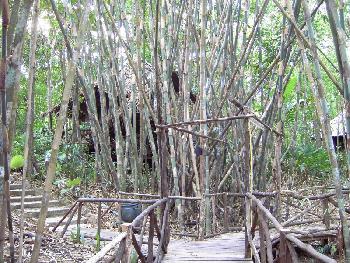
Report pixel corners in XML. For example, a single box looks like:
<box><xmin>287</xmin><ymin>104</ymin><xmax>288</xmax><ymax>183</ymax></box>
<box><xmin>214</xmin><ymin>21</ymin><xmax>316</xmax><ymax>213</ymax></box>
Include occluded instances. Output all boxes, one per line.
<box><xmin>19</xmin><ymin>0</ymin><xmax>40</xmax><ymax>261</ymax></box>
<box><xmin>0</xmin><ymin>0</ymin><xmax>14</xmax><ymax>262</ymax></box>
<box><xmin>30</xmin><ymin>0</ymin><xmax>90</xmax><ymax>261</ymax></box>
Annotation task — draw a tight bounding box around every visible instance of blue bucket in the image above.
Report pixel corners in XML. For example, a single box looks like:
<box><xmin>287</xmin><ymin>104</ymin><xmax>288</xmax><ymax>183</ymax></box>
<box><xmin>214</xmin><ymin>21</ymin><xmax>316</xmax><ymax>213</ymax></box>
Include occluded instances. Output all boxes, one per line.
<box><xmin>120</xmin><ymin>203</ymin><xmax>142</xmax><ymax>223</ymax></box>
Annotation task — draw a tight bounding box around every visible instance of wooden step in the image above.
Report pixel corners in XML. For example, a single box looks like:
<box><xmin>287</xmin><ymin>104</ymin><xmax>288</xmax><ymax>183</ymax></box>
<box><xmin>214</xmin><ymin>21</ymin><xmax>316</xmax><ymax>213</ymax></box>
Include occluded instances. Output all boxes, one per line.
<box><xmin>24</xmin><ymin>207</ymin><xmax>69</xmax><ymax>218</ymax></box>
<box><xmin>46</xmin><ymin>216</ymin><xmax>82</xmax><ymax>227</ymax></box>
<box><xmin>10</xmin><ymin>200</ymin><xmax>60</xmax><ymax>210</ymax></box>
<box><xmin>10</xmin><ymin>189</ymin><xmax>36</xmax><ymax>196</ymax></box>
<box><xmin>10</xmin><ymin>181</ymin><xmax>30</xmax><ymax>190</ymax></box>
<box><xmin>11</xmin><ymin>195</ymin><xmax>43</xmax><ymax>203</ymax></box>
<box><xmin>10</xmin><ymin>184</ymin><xmax>23</xmax><ymax>190</ymax></box>
<box><xmin>53</xmin><ymin>224</ymin><xmax>118</xmax><ymax>241</ymax></box>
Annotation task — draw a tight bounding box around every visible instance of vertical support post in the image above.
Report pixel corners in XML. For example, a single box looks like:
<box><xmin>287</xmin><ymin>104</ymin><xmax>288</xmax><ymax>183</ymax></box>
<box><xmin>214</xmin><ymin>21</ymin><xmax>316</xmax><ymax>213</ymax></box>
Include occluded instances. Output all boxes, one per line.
<box><xmin>97</xmin><ymin>202</ymin><xmax>102</xmax><ymax>251</ymax></box>
<box><xmin>159</xmin><ymin>126</ymin><xmax>169</xmax><ymax>249</ymax></box>
<box><xmin>279</xmin><ymin>232</ymin><xmax>292</xmax><ymax>263</ymax></box>
<box><xmin>147</xmin><ymin>211</ymin><xmax>155</xmax><ymax>263</ymax></box>
<box><xmin>199</xmin><ymin>197</ymin><xmax>205</xmax><ymax>240</ymax></box>
<box><xmin>245</xmin><ymin>200</ymin><xmax>252</xmax><ymax>258</ymax></box>
<box><xmin>244</xmin><ymin>118</ymin><xmax>252</xmax><ymax>258</ymax></box>
<box><xmin>259</xmin><ymin>217</ymin><xmax>267</xmax><ymax>263</ymax></box>
<box><xmin>212</xmin><ymin>195</ymin><xmax>216</xmax><ymax>235</ymax></box>
<box><xmin>156</xmin><ymin>200</ymin><xmax>169</xmax><ymax>262</ymax></box>
<box><xmin>223</xmin><ymin>193</ymin><xmax>228</xmax><ymax>232</ymax></box>
<box><xmin>76</xmin><ymin>202</ymin><xmax>82</xmax><ymax>243</ymax></box>
<box><xmin>115</xmin><ymin>235</ymin><xmax>126</xmax><ymax>263</ymax></box>
<box><xmin>322</xmin><ymin>191</ymin><xmax>330</xmax><ymax>246</ymax></box>
<box><xmin>323</xmin><ymin>196</ymin><xmax>330</xmax><ymax>230</ymax></box>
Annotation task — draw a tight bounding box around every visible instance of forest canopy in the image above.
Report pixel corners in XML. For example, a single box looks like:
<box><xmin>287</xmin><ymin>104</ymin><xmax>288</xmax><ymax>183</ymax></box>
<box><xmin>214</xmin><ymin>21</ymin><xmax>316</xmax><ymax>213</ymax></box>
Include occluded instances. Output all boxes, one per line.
<box><xmin>1</xmin><ymin>0</ymin><xmax>350</xmax><ymax>262</ymax></box>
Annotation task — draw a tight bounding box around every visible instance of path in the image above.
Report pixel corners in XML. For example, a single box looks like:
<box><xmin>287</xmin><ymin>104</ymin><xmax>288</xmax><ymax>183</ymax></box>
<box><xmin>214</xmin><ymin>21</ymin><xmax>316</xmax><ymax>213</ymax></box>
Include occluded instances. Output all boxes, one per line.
<box><xmin>162</xmin><ymin>232</ymin><xmax>253</xmax><ymax>263</ymax></box>
<box><xmin>10</xmin><ymin>181</ymin><xmax>77</xmax><ymax>227</ymax></box>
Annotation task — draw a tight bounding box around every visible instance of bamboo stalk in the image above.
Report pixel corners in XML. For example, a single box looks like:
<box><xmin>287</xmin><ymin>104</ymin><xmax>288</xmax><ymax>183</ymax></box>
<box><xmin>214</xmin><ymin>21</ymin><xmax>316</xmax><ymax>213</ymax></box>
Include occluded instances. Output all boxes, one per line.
<box><xmin>18</xmin><ymin>0</ymin><xmax>40</xmax><ymax>259</ymax></box>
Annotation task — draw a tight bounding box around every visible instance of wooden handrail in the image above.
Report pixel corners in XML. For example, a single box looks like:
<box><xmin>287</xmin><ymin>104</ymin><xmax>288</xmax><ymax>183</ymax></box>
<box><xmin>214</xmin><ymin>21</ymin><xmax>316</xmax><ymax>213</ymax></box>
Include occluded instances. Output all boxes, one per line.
<box><xmin>85</xmin><ymin>233</ymin><xmax>127</xmax><ymax>263</ymax></box>
<box><xmin>247</xmin><ymin>193</ymin><xmax>337</xmax><ymax>263</ymax></box>
<box><xmin>87</xmin><ymin>198</ymin><xmax>169</xmax><ymax>263</ymax></box>
<box><xmin>51</xmin><ymin>201</ymin><xmax>77</xmax><ymax>232</ymax></box>
<box><xmin>77</xmin><ymin>197</ymin><xmax>160</xmax><ymax>203</ymax></box>
<box><xmin>281</xmin><ymin>189</ymin><xmax>350</xmax><ymax>200</ymax></box>
<box><xmin>118</xmin><ymin>191</ymin><xmax>160</xmax><ymax>198</ymax></box>
<box><xmin>131</xmin><ymin>198</ymin><xmax>168</xmax><ymax>227</ymax></box>
<box><xmin>56</xmin><ymin>190</ymin><xmax>344</xmax><ymax>263</ymax></box>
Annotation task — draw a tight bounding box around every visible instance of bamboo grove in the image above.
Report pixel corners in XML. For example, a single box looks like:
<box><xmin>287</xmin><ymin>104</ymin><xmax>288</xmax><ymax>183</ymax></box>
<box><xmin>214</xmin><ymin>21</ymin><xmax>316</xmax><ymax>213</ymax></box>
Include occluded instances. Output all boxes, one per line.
<box><xmin>0</xmin><ymin>0</ymin><xmax>350</xmax><ymax>261</ymax></box>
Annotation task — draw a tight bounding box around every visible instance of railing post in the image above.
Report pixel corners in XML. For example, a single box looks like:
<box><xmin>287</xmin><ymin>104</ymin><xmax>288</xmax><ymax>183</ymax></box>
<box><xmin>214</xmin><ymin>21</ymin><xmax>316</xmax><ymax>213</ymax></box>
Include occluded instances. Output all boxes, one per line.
<box><xmin>258</xmin><ymin>215</ymin><xmax>267</xmax><ymax>263</ymax></box>
<box><xmin>147</xmin><ymin>211</ymin><xmax>155</xmax><ymax>263</ymax></box>
<box><xmin>131</xmin><ymin>231</ymin><xmax>146</xmax><ymax>263</ymax></box>
<box><xmin>115</xmin><ymin>235</ymin><xmax>126</xmax><ymax>263</ymax></box>
<box><xmin>159</xmin><ymin>126</ymin><xmax>170</xmax><ymax>249</ymax></box>
<box><xmin>60</xmin><ymin>203</ymin><xmax>79</xmax><ymax>238</ymax></box>
<box><xmin>121</xmin><ymin>229</ymin><xmax>133</xmax><ymax>263</ymax></box>
<box><xmin>323</xmin><ymin>197</ymin><xmax>330</xmax><ymax>230</ymax></box>
<box><xmin>244</xmin><ymin>118</ymin><xmax>253</xmax><ymax>259</ymax></box>
<box><xmin>279</xmin><ymin>232</ymin><xmax>293</xmax><ymax>263</ymax></box>
<box><xmin>76</xmin><ymin>202</ymin><xmax>82</xmax><ymax>243</ymax></box>
<box><xmin>212</xmin><ymin>195</ymin><xmax>216</xmax><ymax>235</ymax></box>
<box><xmin>257</xmin><ymin>205</ymin><xmax>273</xmax><ymax>263</ymax></box>
<box><xmin>322</xmin><ymin>195</ymin><xmax>330</xmax><ymax>247</ymax></box>
<box><xmin>199</xmin><ymin>196</ymin><xmax>205</xmax><ymax>240</ymax></box>
<box><xmin>156</xmin><ymin>200</ymin><xmax>169</xmax><ymax>262</ymax></box>
<box><xmin>52</xmin><ymin>201</ymin><xmax>78</xmax><ymax>232</ymax></box>
<box><xmin>96</xmin><ymin>202</ymin><xmax>101</xmax><ymax>251</ymax></box>
<box><xmin>223</xmin><ymin>193</ymin><xmax>228</xmax><ymax>232</ymax></box>
<box><xmin>245</xmin><ymin>197</ymin><xmax>252</xmax><ymax>258</ymax></box>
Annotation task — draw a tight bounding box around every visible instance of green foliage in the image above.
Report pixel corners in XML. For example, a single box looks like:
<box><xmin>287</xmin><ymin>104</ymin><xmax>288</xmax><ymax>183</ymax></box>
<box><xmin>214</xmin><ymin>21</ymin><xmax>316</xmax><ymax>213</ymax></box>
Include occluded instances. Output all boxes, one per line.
<box><xmin>57</xmin><ymin>143</ymin><xmax>96</xmax><ymax>184</ymax></box>
<box><xmin>293</xmin><ymin>144</ymin><xmax>331</xmax><ymax>176</ymax></box>
<box><xmin>283</xmin><ymin>75</ymin><xmax>297</xmax><ymax>103</ymax></box>
<box><xmin>10</xmin><ymin>155</ymin><xmax>25</xmax><ymax>170</ymax></box>
<box><xmin>12</xmin><ymin>135</ymin><xmax>25</xmax><ymax>156</ymax></box>
<box><xmin>70</xmin><ymin>229</ymin><xmax>85</xmax><ymax>244</ymax></box>
<box><xmin>66</xmin><ymin>177</ymin><xmax>82</xmax><ymax>188</ymax></box>
<box><xmin>130</xmin><ymin>249</ymin><xmax>138</xmax><ymax>263</ymax></box>
<box><xmin>95</xmin><ymin>232</ymin><xmax>101</xmax><ymax>252</ymax></box>
<box><xmin>316</xmin><ymin>243</ymin><xmax>337</xmax><ymax>256</ymax></box>
<box><xmin>53</xmin><ymin>177</ymin><xmax>82</xmax><ymax>197</ymax></box>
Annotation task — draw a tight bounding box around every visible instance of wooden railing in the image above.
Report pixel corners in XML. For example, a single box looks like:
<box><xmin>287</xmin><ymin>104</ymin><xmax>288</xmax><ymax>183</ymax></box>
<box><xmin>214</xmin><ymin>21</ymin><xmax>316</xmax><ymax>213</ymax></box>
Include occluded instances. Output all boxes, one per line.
<box><xmin>246</xmin><ymin>193</ymin><xmax>337</xmax><ymax>263</ymax></box>
<box><xmin>52</xmin><ymin>198</ymin><xmax>161</xmax><ymax>237</ymax></box>
<box><xmin>51</xmin><ymin>188</ymin><xmax>346</xmax><ymax>262</ymax></box>
<box><xmin>53</xmin><ymin>197</ymin><xmax>169</xmax><ymax>263</ymax></box>
<box><xmin>112</xmin><ymin>198</ymin><xmax>169</xmax><ymax>263</ymax></box>
<box><xmin>280</xmin><ymin>188</ymin><xmax>350</xmax><ymax>228</ymax></box>
<box><xmin>201</xmin><ymin>191</ymin><xmax>277</xmax><ymax>239</ymax></box>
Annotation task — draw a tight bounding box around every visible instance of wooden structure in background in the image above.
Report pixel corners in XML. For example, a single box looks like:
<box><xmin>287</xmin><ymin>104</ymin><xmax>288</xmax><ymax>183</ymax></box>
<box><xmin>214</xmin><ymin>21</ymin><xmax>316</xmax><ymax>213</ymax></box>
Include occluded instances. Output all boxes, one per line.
<box><xmin>51</xmin><ymin>114</ymin><xmax>341</xmax><ymax>262</ymax></box>
<box><xmin>52</xmin><ymin>187</ymin><xmax>341</xmax><ymax>263</ymax></box>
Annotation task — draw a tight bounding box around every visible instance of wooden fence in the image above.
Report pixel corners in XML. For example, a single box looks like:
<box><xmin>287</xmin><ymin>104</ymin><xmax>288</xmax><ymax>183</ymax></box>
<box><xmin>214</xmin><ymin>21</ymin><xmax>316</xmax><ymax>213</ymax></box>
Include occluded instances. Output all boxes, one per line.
<box><xmin>51</xmin><ymin>188</ymin><xmax>347</xmax><ymax>262</ymax></box>
<box><xmin>247</xmin><ymin>193</ymin><xmax>337</xmax><ymax>263</ymax></box>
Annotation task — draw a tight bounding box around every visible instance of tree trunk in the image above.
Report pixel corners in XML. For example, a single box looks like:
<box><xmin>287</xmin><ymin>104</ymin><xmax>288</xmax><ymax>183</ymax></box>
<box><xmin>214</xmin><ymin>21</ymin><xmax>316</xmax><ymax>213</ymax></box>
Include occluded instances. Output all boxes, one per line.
<box><xmin>19</xmin><ymin>0</ymin><xmax>40</xmax><ymax>260</ymax></box>
<box><xmin>0</xmin><ymin>0</ymin><xmax>14</xmax><ymax>261</ymax></box>
<box><xmin>325</xmin><ymin>0</ymin><xmax>350</xmax><ymax>260</ymax></box>
<box><xmin>5</xmin><ymin>0</ymin><xmax>34</xmax><ymax>153</ymax></box>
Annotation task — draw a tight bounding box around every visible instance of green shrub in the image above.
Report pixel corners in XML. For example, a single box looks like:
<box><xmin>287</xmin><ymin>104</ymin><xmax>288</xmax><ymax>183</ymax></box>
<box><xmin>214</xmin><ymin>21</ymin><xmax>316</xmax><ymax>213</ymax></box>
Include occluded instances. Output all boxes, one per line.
<box><xmin>10</xmin><ymin>155</ymin><xmax>24</xmax><ymax>170</ymax></box>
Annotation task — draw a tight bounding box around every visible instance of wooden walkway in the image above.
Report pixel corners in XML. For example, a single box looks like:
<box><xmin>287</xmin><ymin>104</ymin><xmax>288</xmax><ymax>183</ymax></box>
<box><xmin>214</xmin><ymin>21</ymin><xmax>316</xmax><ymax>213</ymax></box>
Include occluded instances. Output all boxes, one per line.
<box><xmin>162</xmin><ymin>232</ymin><xmax>253</xmax><ymax>262</ymax></box>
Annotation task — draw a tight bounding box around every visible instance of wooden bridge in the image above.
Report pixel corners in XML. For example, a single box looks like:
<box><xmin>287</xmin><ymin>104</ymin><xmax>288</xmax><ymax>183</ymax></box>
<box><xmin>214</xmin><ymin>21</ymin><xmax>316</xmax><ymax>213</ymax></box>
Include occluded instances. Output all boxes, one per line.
<box><xmin>162</xmin><ymin>232</ymin><xmax>250</xmax><ymax>262</ymax></box>
<box><xmin>52</xmin><ymin>188</ymin><xmax>341</xmax><ymax>263</ymax></box>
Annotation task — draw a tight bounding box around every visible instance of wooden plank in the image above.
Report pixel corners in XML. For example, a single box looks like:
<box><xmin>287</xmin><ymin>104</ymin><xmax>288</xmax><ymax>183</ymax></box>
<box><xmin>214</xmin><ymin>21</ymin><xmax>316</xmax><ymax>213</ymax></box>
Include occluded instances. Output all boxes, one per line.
<box><xmin>163</xmin><ymin>258</ymin><xmax>252</xmax><ymax>263</ymax></box>
<box><xmin>163</xmin><ymin>261</ymin><xmax>253</xmax><ymax>263</ymax></box>
<box><xmin>162</xmin><ymin>232</ymin><xmax>250</xmax><ymax>262</ymax></box>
